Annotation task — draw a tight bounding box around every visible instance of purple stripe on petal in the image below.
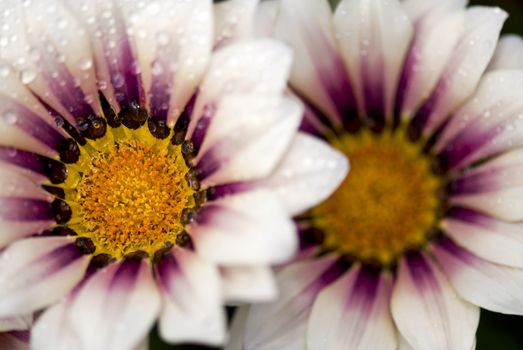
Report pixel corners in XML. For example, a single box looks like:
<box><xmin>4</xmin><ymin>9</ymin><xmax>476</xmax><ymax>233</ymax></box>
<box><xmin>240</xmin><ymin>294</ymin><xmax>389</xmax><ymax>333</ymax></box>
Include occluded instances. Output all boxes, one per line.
<box><xmin>447</xmin><ymin>171</ymin><xmax>494</xmax><ymax>195</ymax></box>
<box><xmin>361</xmin><ymin>58</ymin><xmax>386</xmax><ymax>132</ymax></box>
<box><xmin>0</xmin><ymin>96</ymin><xmax>66</xmax><ymax>151</ymax></box>
<box><xmin>195</xmin><ymin>146</ymin><xmax>222</xmax><ymax>180</ymax></box>
<box><xmin>317</xmin><ymin>256</ymin><xmax>352</xmax><ymax>287</ymax></box>
<box><xmin>98</xmin><ymin>5</ymin><xmax>144</xmax><ymax>108</ymax></box>
<box><xmin>446</xmin><ymin>207</ymin><xmax>486</xmax><ymax>223</ymax></box>
<box><xmin>191</xmin><ymin>104</ymin><xmax>216</xmax><ymax>154</ymax></box>
<box><xmin>438</xmin><ymin>127</ymin><xmax>498</xmax><ymax>171</ymax></box>
<box><xmin>405</xmin><ymin>253</ymin><xmax>440</xmax><ymax>292</ymax></box>
<box><xmin>292</xmin><ymin>88</ymin><xmax>338</xmax><ymax>137</ymax></box>
<box><xmin>0</xmin><ymin>147</ymin><xmax>60</xmax><ymax>177</ymax></box>
<box><xmin>149</xmin><ymin>60</ymin><xmax>174</xmax><ymax>122</ymax></box>
<box><xmin>303</xmin><ymin>29</ymin><xmax>357</xmax><ymax>126</ymax></box>
<box><xmin>394</xmin><ymin>39</ymin><xmax>416</xmax><ymax>126</ymax></box>
<box><xmin>8</xmin><ymin>331</ymin><xmax>29</xmax><ymax>343</ymax></box>
<box><xmin>0</xmin><ymin>198</ymin><xmax>53</xmax><ymax>221</ymax></box>
<box><xmin>155</xmin><ymin>252</ymin><xmax>178</xmax><ymax>289</ymax></box>
<box><xmin>36</xmin><ymin>42</ymin><xmax>97</xmax><ymax>120</ymax></box>
<box><xmin>109</xmin><ymin>258</ymin><xmax>141</xmax><ymax>290</ymax></box>
<box><xmin>207</xmin><ymin>181</ymin><xmax>255</xmax><ymax>200</ymax></box>
<box><xmin>436</xmin><ymin>235</ymin><xmax>475</xmax><ymax>266</ymax></box>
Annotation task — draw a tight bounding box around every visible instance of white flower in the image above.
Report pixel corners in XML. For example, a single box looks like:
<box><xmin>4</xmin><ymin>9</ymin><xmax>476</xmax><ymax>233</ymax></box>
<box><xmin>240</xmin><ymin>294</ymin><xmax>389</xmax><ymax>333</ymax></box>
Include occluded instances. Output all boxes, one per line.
<box><xmin>229</xmin><ymin>0</ymin><xmax>523</xmax><ymax>349</ymax></box>
<box><xmin>0</xmin><ymin>0</ymin><xmax>347</xmax><ymax>349</ymax></box>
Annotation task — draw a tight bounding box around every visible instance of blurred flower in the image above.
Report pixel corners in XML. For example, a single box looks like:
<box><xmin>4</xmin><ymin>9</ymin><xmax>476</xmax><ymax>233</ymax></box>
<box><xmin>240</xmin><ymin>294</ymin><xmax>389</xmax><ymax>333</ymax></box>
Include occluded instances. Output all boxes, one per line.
<box><xmin>229</xmin><ymin>0</ymin><xmax>523</xmax><ymax>349</ymax></box>
<box><xmin>0</xmin><ymin>0</ymin><xmax>347</xmax><ymax>349</ymax></box>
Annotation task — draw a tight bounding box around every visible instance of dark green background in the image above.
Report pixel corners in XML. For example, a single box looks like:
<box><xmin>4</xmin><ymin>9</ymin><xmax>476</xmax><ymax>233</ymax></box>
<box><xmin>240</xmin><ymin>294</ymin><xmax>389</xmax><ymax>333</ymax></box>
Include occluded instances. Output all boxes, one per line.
<box><xmin>150</xmin><ymin>0</ymin><xmax>523</xmax><ymax>348</ymax></box>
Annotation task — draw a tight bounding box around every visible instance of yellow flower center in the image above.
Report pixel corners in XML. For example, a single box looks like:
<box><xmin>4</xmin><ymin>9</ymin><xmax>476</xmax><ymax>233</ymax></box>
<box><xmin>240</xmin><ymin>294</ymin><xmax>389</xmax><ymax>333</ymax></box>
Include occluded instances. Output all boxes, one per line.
<box><xmin>71</xmin><ymin>141</ymin><xmax>194</xmax><ymax>259</ymax></box>
<box><xmin>312</xmin><ymin>129</ymin><xmax>441</xmax><ymax>265</ymax></box>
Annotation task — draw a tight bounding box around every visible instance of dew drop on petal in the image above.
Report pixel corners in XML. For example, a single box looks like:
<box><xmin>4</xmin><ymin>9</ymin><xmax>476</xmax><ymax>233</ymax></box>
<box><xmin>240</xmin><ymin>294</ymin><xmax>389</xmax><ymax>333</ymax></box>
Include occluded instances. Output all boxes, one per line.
<box><xmin>2</xmin><ymin>110</ymin><xmax>17</xmax><ymax>124</ymax></box>
<box><xmin>20</xmin><ymin>68</ymin><xmax>36</xmax><ymax>84</ymax></box>
<box><xmin>112</xmin><ymin>73</ymin><xmax>124</xmax><ymax>88</ymax></box>
<box><xmin>151</xmin><ymin>60</ymin><xmax>163</xmax><ymax>76</ymax></box>
<box><xmin>80</xmin><ymin>58</ymin><xmax>93</xmax><ymax>70</ymax></box>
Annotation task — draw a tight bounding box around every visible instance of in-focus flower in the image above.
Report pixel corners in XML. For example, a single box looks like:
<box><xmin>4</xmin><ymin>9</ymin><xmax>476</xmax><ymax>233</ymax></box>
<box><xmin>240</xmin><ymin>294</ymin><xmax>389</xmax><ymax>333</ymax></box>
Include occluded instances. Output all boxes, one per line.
<box><xmin>0</xmin><ymin>0</ymin><xmax>347</xmax><ymax>348</ymax></box>
<box><xmin>230</xmin><ymin>0</ymin><xmax>523</xmax><ymax>349</ymax></box>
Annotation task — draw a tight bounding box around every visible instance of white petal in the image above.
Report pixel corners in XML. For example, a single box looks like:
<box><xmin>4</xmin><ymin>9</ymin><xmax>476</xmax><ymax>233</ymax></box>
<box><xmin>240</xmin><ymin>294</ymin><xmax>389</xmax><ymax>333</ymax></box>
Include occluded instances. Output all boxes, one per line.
<box><xmin>261</xmin><ymin>132</ymin><xmax>348</xmax><ymax>216</ymax></box>
<box><xmin>69</xmin><ymin>259</ymin><xmax>161</xmax><ymax>350</ymax></box>
<box><xmin>307</xmin><ymin>265</ymin><xmax>397</xmax><ymax>350</ymax></box>
<box><xmin>220</xmin><ymin>265</ymin><xmax>277</xmax><ymax>304</ymax></box>
<box><xmin>130</xmin><ymin>0</ymin><xmax>213</xmax><ymax>125</ymax></box>
<box><xmin>334</xmin><ymin>0</ymin><xmax>413</xmax><ymax>119</ymax></box>
<box><xmin>488</xmin><ymin>35</ymin><xmax>523</xmax><ymax>71</ymax></box>
<box><xmin>253</xmin><ymin>0</ymin><xmax>279</xmax><ymax>38</ymax></box>
<box><xmin>156</xmin><ymin>247</ymin><xmax>226</xmax><ymax>346</ymax></box>
<box><xmin>0</xmin><ymin>314</ymin><xmax>32</xmax><ymax>332</ymax></box>
<box><xmin>243</xmin><ymin>255</ymin><xmax>339</xmax><ymax>349</ymax></box>
<box><xmin>191</xmin><ymin>189</ymin><xmax>296</xmax><ymax>265</ymax></box>
<box><xmin>433</xmin><ymin>238</ymin><xmax>523</xmax><ymax>315</ymax></box>
<box><xmin>0</xmin><ymin>331</ymin><xmax>29</xmax><ymax>350</ymax></box>
<box><xmin>214</xmin><ymin>0</ymin><xmax>259</xmax><ymax>47</ymax></box>
<box><xmin>197</xmin><ymin>95</ymin><xmax>302</xmax><ymax>186</ymax></box>
<box><xmin>443</xmin><ymin>208</ymin><xmax>523</xmax><ymax>268</ymax></box>
<box><xmin>0</xmin><ymin>237</ymin><xmax>88</xmax><ymax>317</ymax></box>
<box><xmin>391</xmin><ymin>254</ymin><xmax>479</xmax><ymax>350</ymax></box>
<box><xmin>422</xmin><ymin>6</ymin><xmax>507</xmax><ymax>134</ymax></box>
<box><xmin>450</xmin><ymin>189</ymin><xmax>523</xmax><ymax>222</ymax></box>
<box><xmin>435</xmin><ymin>70</ymin><xmax>523</xmax><ymax>169</ymax></box>
<box><xmin>275</xmin><ymin>0</ymin><xmax>352</xmax><ymax>122</ymax></box>
<box><xmin>400</xmin><ymin>2</ymin><xmax>465</xmax><ymax>118</ymax></box>
<box><xmin>31</xmin><ymin>300</ymin><xmax>81</xmax><ymax>350</ymax></box>
<box><xmin>0</xmin><ymin>72</ymin><xmax>66</xmax><ymax>156</ymax></box>
<box><xmin>4</xmin><ymin>0</ymin><xmax>101</xmax><ymax>122</ymax></box>
<box><xmin>188</xmin><ymin>39</ymin><xmax>292</xmax><ymax>139</ymax></box>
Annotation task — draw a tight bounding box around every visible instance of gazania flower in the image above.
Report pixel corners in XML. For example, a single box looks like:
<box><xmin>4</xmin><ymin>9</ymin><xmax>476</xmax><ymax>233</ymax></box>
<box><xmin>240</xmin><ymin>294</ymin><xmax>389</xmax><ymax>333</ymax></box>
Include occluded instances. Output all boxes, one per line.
<box><xmin>0</xmin><ymin>0</ymin><xmax>347</xmax><ymax>348</ymax></box>
<box><xmin>229</xmin><ymin>0</ymin><xmax>523</xmax><ymax>349</ymax></box>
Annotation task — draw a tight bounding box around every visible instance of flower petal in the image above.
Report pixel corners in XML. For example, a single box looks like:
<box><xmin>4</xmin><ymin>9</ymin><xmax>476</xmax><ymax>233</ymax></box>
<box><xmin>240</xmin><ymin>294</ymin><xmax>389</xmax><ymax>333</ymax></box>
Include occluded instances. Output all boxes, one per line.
<box><xmin>433</xmin><ymin>237</ymin><xmax>523</xmax><ymax>315</ymax></box>
<box><xmin>214</xmin><ymin>0</ymin><xmax>259</xmax><ymax>47</ymax></box>
<box><xmin>31</xmin><ymin>300</ymin><xmax>81</xmax><ymax>350</ymax></box>
<box><xmin>0</xmin><ymin>314</ymin><xmax>32</xmax><ymax>332</ymax></box>
<box><xmin>196</xmin><ymin>95</ymin><xmax>301</xmax><ymax>185</ymax></box>
<box><xmin>129</xmin><ymin>0</ymin><xmax>212</xmax><ymax>125</ymax></box>
<box><xmin>391</xmin><ymin>253</ymin><xmax>479</xmax><ymax>350</ymax></box>
<box><xmin>275</xmin><ymin>0</ymin><xmax>355</xmax><ymax>124</ymax></box>
<box><xmin>435</xmin><ymin>70</ymin><xmax>523</xmax><ymax>171</ymax></box>
<box><xmin>307</xmin><ymin>265</ymin><xmax>397</xmax><ymax>350</ymax></box>
<box><xmin>334</xmin><ymin>0</ymin><xmax>413</xmax><ymax>121</ymax></box>
<box><xmin>418</xmin><ymin>6</ymin><xmax>507</xmax><ymax>134</ymax></box>
<box><xmin>253</xmin><ymin>0</ymin><xmax>279</xmax><ymax>37</ymax></box>
<box><xmin>69</xmin><ymin>259</ymin><xmax>161</xmax><ymax>350</ymax></box>
<box><xmin>3</xmin><ymin>0</ymin><xmax>101</xmax><ymax>122</ymax></box>
<box><xmin>155</xmin><ymin>247</ymin><xmax>225</xmax><ymax>346</ymax></box>
<box><xmin>443</xmin><ymin>208</ymin><xmax>523</xmax><ymax>268</ymax></box>
<box><xmin>220</xmin><ymin>265</ymin><xmax>277</xmax><ymax>304</ymax></box>
<box><xmin>261</xmin><ymin>132</ymin><xmax>348</xmax><ymax>216</ymax></box>
<box><xmin>191</xmin><ymin>189</ymin><xmax>296</xmax><ymax>265</ymax></box>
<box><xmin>399</xmin><ymin>1</ymin><xmax>466</xmax><ymax>119</ymax></box>
<box><xmin>242</xmin><ymin>255</ymin><xmax>342</xmax><ymax>349</ymax></box>
<box><xmin>187</xmin><ymin>39</ymin><xmax>292</xmax><ymax>146</ymax></box>
<box><xmin>488</xmin><ymin>35</ymin><xmax>523</xmax><ymax>71</ymax></box>
<box><xmin>0</xmin><ymin>237</ymin><xmax>88</xmax><ymax>317</ymax></box>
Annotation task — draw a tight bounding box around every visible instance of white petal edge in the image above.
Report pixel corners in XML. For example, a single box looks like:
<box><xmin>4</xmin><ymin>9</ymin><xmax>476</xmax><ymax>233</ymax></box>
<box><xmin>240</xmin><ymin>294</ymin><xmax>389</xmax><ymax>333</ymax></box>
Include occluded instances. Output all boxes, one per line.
<box><xmin>433</xmin><ymin>238</ymin><xmax>523</xmax><ymax>315</ymax></box>
<box><xmin>261</xmin><ymin>132</ymin><xmax>348</xmax><ymax>216</ymax></box>
<box><xmin>156</xmin><ymin>247</ymin><xmax>226</xmax><ymax>346</ymax></box>
<box><xmin>220</xmin><ymin>265</ymin><xmax>277</xmax><ymax>304</ymax></box>
<box><xmin>69</xmin><ymin>259</ymin><xmax>161</xmax><ymax>350</ymax></box>
<box><xmin>391</xmin><ymin>254</ymin><xmax>479</xmax><ymax>350</ymax></box>
<box><xmin>488</xmin><ymin>34</ymin><xmax>523</xmax><ymax>71</ymax></box>
<box><xmin>191</xmin><ymin>189</ymin><xmax>296</xmax><ymax>265</ymax></box>
<box><xmin>307</xmin><ymin>265</ymin><xmax>397</xmax><ymax>350</ymax></box>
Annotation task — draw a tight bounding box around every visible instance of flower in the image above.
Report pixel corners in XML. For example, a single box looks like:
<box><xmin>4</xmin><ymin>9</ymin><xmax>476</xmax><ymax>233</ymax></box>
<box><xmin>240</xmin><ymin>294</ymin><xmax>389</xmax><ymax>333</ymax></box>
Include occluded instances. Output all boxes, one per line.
<box><xmin>0</xmin><ymin>0</ymin><xmax>347</xmax><ymax>348</ymax></box>
<box><xmin>229</xmin><ymin>0</ymin><xmax>523</xmax><ymax>349</ymax></box>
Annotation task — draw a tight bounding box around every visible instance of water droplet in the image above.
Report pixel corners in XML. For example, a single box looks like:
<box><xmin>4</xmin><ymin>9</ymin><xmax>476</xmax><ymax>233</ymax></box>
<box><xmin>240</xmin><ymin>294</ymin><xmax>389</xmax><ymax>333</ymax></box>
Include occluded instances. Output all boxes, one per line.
<box><xmin>111</xmin><ymin>73</ymin><xmax>124</xmax><ymax>88</ymax></box>
<box><xmin>156</xmin><ymin>32</ymin><xmax>169</xmax><ymax>46</ymax></box>
<box><xmin>20</xmin><ymin>69</ymin><xmax>36</xmax><ymax>84</ymax></box>
<box><xmin>151</xmin><ymin>60</ymin><xmax>163</xmax><ymax>75</ymax></box>
<box><xmin>2</xmin><ymin>110</ymin><xmax>17</xmax><ymax>124</ymax></box>
<box><xmin>80</xmin><ymin>58</ymin><xmax>93</xmax><ymax>70</ymax></box>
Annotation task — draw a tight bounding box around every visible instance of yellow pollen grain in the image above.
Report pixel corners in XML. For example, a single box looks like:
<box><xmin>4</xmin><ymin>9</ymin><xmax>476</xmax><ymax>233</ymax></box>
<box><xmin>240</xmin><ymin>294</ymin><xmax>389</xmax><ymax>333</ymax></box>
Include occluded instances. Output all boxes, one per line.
<box><xmin>74</xmin><ymin>141</ymin><xmax>194</xmax><ymax>259</ymax></box>
<box><xmin>313</xmin><ymin>129</ymin><xmax>440</xmax><ymax>265</ymax></box>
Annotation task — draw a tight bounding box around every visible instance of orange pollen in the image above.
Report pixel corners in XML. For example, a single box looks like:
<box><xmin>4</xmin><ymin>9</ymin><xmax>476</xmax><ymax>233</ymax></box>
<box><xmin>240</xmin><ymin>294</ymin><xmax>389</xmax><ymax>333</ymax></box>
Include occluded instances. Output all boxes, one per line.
<box><xmin>73</xmin><ymin>141</ymin><xmax>194</xmax><ymax>259</ymax></box>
